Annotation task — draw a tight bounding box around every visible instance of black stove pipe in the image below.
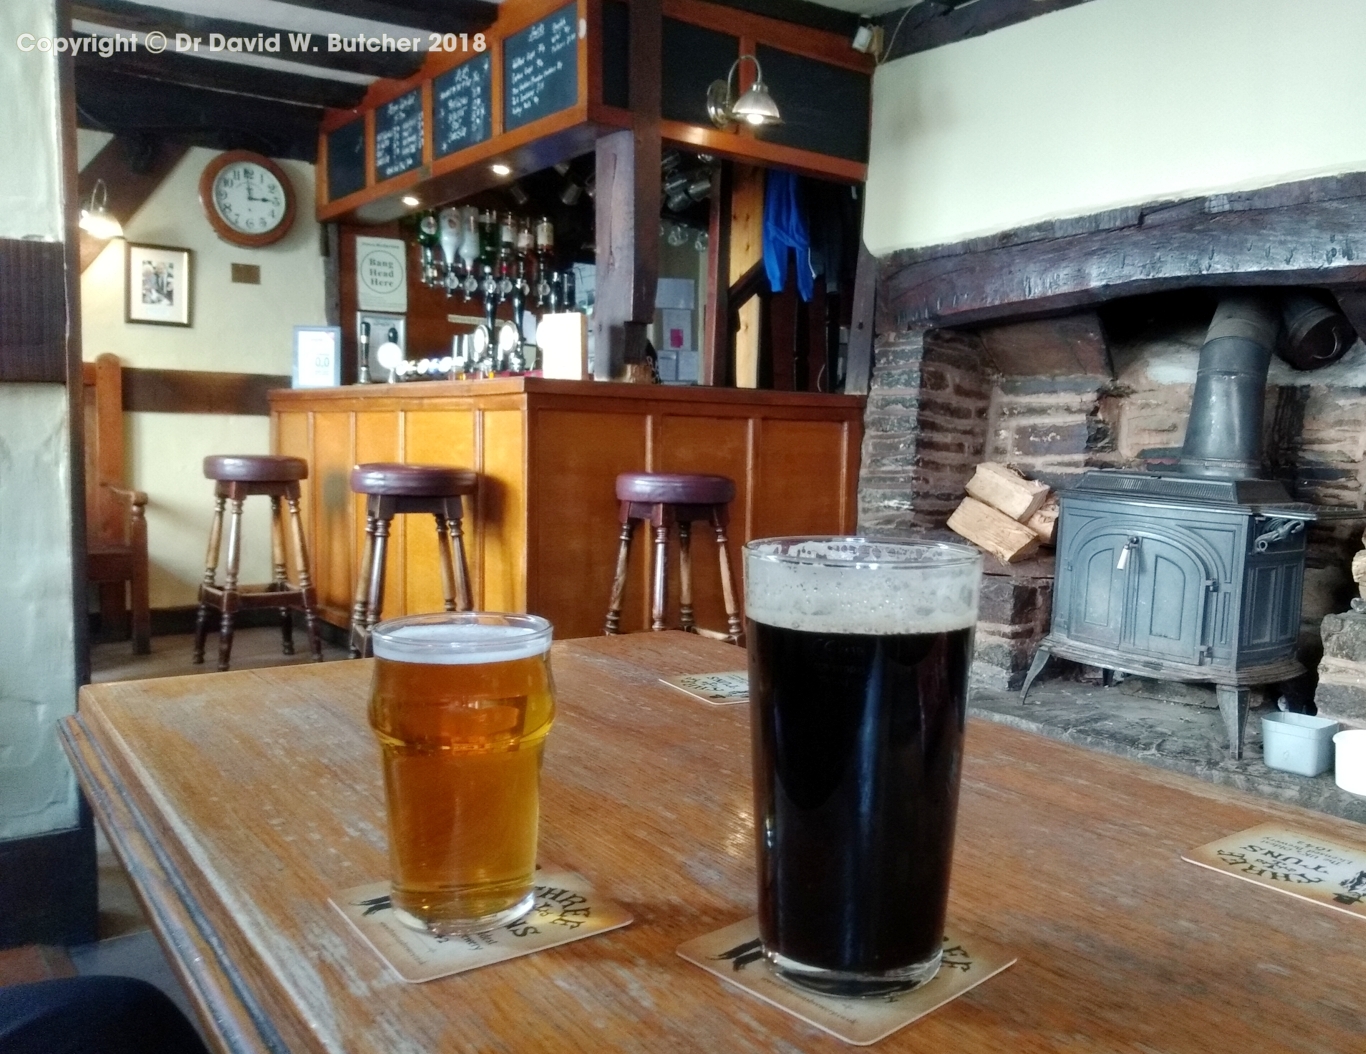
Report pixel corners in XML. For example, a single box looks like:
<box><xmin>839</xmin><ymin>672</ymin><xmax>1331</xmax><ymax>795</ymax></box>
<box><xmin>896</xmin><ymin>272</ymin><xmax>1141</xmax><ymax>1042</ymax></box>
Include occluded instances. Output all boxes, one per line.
<box><xmin>1175</xmin><ymin>294</ymin><xmax>1280</xmax><ymax>480</ymax></box>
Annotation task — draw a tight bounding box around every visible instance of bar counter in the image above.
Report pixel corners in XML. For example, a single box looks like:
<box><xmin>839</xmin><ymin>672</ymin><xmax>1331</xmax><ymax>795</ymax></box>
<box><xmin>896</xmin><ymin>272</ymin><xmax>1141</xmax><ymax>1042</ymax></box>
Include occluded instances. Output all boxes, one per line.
<box><xmin>270</xmin><ymin>378</ymin><xmax>864</xmax><ymax>638</ymax></box>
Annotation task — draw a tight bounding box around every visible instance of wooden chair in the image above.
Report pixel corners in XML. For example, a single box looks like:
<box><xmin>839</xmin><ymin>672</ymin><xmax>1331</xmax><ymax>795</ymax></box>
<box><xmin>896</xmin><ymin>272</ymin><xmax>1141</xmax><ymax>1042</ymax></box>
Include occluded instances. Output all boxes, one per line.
<box><xmin>83</xmin><ymin>353</ymin><xmax>150</xmax><ymax>654</ymax></box>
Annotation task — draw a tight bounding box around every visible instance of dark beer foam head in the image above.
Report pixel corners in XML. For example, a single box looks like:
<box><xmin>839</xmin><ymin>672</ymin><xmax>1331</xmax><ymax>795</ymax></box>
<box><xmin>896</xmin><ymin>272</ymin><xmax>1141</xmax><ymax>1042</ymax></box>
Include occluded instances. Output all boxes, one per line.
<box><xmin>372</xmin><ymin>612</ymin><xmax>552</xmax><ymax>665</ymax></box>
<box><xmin>744</xmin><ymin>537</ymin><xmax>981</xmax><ymax>634</ymax></box>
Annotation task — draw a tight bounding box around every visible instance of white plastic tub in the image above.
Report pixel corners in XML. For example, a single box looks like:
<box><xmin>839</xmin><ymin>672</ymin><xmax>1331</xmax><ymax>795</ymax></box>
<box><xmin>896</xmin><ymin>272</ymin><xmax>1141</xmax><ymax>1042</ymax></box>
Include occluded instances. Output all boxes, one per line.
<box><xmin>1261</xmin><ymin>712</ymin><xmax>1339</xmax><ymax>777</ymax></box>
<box><xmin>1334</xmin><ymin>729</ymin><xmax>1366</xmax><ymax>795</ymax></box>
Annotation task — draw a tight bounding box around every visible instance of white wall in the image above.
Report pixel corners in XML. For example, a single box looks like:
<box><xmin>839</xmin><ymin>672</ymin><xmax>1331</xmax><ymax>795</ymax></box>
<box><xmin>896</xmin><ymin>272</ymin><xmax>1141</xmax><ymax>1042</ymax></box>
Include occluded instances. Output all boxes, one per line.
<box><xmin>81</xmin><ymin>146</ymin><xmax>326</xmax><ymax>607</ymax></box>
<box><xmin>0</xmin><ymin>0</ymin><xmax>80</xmax><ymax>840</ymax></box>
<box><xmin>865</xmin><ymin>0</ymin><xmax>1366</xmax><ymax>254</ymax></box>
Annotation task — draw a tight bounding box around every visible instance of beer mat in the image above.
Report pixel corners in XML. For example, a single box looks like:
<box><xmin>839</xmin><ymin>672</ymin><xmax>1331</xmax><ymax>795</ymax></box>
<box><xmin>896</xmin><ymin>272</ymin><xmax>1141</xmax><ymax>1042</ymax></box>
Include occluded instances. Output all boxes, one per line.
<box><xmin>677</xmin><ymin>918</ymin><xmax>1016</xmax><ymax>1046</ymax></box>
<box><xmin>331</xmin><ymin>870</ymin><xmax>632</xmax><ymax>983</ymax></box>
<box><xmin>1183</xmin><ymin>823</ymin><xmax>1366</xmax><ymax>919</ymax></box>
<box><xmin>659</xmin><ymin>671</ymin><xmax>749</xmax><ymax>706</ymax></box>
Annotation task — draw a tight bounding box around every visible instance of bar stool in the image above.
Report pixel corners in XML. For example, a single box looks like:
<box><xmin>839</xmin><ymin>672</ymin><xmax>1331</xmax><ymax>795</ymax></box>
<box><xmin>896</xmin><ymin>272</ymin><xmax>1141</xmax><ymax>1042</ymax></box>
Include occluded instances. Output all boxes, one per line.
<box><xmin>349</xmin><ymin>463</ymin><xmax>478</xmax><ymax>657</ymax></box>
<box><xmin>605</xmin><ymin>472</ymin><xmax>743</xmax><ymax>642</ymax></box>
<box><xmin>193</xmin><ymin>455</ymin><xmax>323</xmax><ymax>672</ymax></box>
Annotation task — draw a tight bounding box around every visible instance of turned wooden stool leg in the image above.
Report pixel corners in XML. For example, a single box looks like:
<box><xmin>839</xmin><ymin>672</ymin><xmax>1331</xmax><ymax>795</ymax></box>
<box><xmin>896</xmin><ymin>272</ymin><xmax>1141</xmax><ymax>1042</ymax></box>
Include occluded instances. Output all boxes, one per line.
<box><xmin>193</xmin><ymin>494</ymin><xmax>225</xmax><ymax>664</ymax></box>
<box><xmin>712</xmin><ymin>509</ymin><xmax>743</xmax><ymax>643</ymax></box>
<box><xmin>349</xmin><ymin>510</ymin><xmax>378</xmax><ymax>658</ymax></box>
<box><xmin>447</xmin><ymin>497</ymin><xmax>472</xmax><ymax>612</ymax></box>
<box><xmin>217</xmin><ymin>495</ymin><xmax>245</xmax><ymax>672</ymax></box>
<box><xmin>651</xmin><ymin>524</ymin><xmax>669</xmax><ymax>632</ymax></box>
<box><xmin>435</xmin><ymin>514</ymin><xmax>459</xmax><ymax>612</ymax></box>
<box><xmin>605</xmin><ymin>519</ymin><xmax>635</xmax><ymax>634</ymax></box>
<box><xmin>678</xmin><ymin>521</ymin><xmax>695</xmax><ymax>632</ymax></box>
<box><xmin>362</xmin><ymin>511</ymin><xmax>392</xmax><ymax>657</ymax></box>
<box><xmin>270</xmin><ymin>496</ymin><xmax>295</xmax><ymax>656</ymax></box>
<box><xmin>286</xmin><ymin>489</ymin><xmax>324</xmax><ymax>663</ymax></box>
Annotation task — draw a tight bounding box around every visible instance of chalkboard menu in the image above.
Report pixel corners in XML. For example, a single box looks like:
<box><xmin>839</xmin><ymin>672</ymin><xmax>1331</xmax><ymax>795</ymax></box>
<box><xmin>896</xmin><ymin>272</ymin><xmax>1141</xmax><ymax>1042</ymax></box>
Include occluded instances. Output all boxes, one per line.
<box><xmin>504</xmin><ymin>3</ymin><xmax>579</xmax><ymax>132</ymax></box>
<box><xmin>434</xmin><ymin>54</ymin><xmax>492</xmax><ymax>159</ymax></box>
<box><xmin>374</xmin><ymin>88</ymin><xmax>424</xmax><ymax>181</ymax></box>
<box><xmin>327</xmin><ymin>118</ymin><xmax>366</xmax><ymax>202</ymax></box>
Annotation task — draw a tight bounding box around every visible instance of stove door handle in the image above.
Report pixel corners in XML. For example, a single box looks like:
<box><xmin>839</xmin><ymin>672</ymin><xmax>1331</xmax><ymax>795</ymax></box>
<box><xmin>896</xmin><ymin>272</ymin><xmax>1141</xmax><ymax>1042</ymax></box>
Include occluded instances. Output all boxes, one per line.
<box><xmin>1116</xmin><ymin>536</ymin><xmax>1139</xmax><ymax>570</ymax></box>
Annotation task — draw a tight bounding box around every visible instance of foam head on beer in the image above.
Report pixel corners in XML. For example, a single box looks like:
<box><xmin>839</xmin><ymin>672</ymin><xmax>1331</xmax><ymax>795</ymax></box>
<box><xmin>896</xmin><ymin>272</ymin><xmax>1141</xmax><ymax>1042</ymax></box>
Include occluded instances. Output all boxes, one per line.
<box><xmin>371</xmin><ymin>617</ymin><xmax>553</xmax><ymax>663</ymax></box>
<box><xmin>744</xmin><ymin>537</ymin><xmax>980</xmax><ymax>635</ymax></box>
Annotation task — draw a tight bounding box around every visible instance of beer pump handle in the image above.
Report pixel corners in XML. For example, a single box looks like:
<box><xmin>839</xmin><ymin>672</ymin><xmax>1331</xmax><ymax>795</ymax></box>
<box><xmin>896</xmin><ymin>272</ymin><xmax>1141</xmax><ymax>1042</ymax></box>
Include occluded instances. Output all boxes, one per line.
<box><xmin>358</xmin><ymin>320</ymin><xmax>371</xmax><ymax>384</ymax></box>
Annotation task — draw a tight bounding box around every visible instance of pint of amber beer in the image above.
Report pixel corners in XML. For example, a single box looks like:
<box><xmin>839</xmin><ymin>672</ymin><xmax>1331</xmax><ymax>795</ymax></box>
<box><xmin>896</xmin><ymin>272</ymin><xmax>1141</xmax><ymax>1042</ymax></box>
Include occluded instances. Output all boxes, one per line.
<box><xmin>368</xmin><ymin>612</ymin><xmax>554</xmax><ymax>935</ymax></box>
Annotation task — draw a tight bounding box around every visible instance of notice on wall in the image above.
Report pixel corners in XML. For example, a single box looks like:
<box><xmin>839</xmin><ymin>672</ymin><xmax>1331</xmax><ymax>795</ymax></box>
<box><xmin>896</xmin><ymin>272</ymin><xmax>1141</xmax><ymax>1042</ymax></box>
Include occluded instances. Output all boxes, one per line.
<box><xmin>355</xmin><ymin>236</ymin><xmax>408</xmax><ymax>313</ymax></box>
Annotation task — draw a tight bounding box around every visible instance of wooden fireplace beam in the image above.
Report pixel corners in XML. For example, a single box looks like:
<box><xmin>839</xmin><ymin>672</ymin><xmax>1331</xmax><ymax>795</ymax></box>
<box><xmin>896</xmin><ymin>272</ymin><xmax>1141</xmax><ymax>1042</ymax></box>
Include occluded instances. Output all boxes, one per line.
<box><xmin>881</xmin><ymin>172</ymin><xmax>1366</xmax><ymax>331</ymax></box>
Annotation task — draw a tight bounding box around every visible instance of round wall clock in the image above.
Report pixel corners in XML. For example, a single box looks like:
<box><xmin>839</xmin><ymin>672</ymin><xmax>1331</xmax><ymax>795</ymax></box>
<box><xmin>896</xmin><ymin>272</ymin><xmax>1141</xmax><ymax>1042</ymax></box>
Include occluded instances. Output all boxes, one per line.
<box><xmin>198</xmin><ymin>151</ymin><xmax>296</xmax><ymax>248</ymax></box>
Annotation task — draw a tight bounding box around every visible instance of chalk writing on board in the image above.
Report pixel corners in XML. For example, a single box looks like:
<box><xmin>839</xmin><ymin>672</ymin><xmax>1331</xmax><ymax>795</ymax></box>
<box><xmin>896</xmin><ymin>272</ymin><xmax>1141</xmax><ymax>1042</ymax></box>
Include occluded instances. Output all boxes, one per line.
<box><xmin>374</xmin><ymin>89</ymin><xmax>424</xmax><ymax>180</ymax></box>
<box><xmin>434</xmin><ymin>54</ymin><xmax>492</xmax><ymax>158</ymax></box>
<box><xmin>504</xmin><ymin>5</ymin><xmax>578</xmax><ymax>131</ymax></box>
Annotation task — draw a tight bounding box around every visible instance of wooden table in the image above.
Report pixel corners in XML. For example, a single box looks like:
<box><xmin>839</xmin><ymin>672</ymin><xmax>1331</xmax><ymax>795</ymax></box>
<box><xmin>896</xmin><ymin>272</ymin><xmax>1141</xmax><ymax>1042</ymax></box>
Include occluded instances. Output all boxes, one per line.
<box><xmin>64</xmin><ymin>634</ymin><xmax>1366</xmax><ymax>1053</ymax></box>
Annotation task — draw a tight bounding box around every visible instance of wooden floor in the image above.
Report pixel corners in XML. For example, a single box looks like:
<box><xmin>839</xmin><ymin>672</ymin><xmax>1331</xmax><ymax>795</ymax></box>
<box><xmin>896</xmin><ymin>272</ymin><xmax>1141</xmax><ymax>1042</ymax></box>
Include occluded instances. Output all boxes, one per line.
<box><xmin>92</xmin><ymin>626</ymin><xmax>350</xmax><ymax>684</ymax></box>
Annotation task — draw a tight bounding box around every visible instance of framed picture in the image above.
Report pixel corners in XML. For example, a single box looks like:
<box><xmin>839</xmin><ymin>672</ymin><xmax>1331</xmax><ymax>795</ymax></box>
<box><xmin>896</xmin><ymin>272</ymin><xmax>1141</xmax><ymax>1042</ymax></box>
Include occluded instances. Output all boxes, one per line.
<box><xmin>293</xmin><ymin>326</ymin><xmax>342</xmax><ymax>388</ymax></box>
<box><xmin>126</xmin><ymin>243</ymin><xmax>192</xmax><ymax>326</ymax></box>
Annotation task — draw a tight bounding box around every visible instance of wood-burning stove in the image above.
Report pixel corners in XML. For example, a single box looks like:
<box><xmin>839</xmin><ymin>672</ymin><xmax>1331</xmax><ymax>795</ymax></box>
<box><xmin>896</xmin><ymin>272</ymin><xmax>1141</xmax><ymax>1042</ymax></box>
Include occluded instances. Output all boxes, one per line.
<box><xmin>1021</xmin><ymin>294</ymin><xmax>1358</xmax><ymax>757</ymax></box>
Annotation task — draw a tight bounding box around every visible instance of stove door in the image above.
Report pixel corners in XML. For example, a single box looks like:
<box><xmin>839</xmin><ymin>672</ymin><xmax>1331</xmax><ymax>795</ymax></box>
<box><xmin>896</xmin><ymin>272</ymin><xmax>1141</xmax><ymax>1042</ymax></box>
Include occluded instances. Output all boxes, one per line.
<box><xmin>1128</xmin><ymin>536</ymin><xmax>1209</xmax><ymax>665</ymax></box>
<box><xmin>1067</xmin><ymin>532</ymin><xmax>1130</xmax><ymax>651</ymax></box>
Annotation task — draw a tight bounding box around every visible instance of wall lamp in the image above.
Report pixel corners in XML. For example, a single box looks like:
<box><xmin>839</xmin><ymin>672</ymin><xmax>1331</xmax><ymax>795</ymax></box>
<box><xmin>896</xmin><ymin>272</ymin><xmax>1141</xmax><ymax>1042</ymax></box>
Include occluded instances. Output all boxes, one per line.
<box><xmin>707</xmin><ymin>54</ymin><xmax>781</xmax><ymax>129</ymax></box>
<box><xmin>79</xmin><ymin>178</ymin><xmax>123</xmax><ymax>239</ymax></box>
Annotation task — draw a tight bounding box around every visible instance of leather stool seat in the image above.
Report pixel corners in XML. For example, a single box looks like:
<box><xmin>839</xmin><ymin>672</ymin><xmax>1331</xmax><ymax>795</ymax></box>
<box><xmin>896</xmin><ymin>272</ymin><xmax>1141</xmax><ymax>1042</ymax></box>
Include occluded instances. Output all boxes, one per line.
<box><xmin>616</xmin><ymin>472</ymin><xmax>735</xmax><ymax>506</ymax></box>
<box><xmin>204</xmin><ymin>455</ymin><xmax>308</xmax><ymax>483</ymax></box>
<box><xmin>350</xmin><ymin>463</ymin><xmax>478</xmax><ymax>497</ymax></box>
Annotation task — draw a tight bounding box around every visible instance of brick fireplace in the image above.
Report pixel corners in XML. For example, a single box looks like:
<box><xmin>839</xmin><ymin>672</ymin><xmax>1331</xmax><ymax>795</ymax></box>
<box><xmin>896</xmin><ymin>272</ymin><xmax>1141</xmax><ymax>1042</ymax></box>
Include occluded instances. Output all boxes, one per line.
<box><xmin>857</xmin><ymin>174</ymin><xmax>1366</xmax><ymax>711</ymax></box>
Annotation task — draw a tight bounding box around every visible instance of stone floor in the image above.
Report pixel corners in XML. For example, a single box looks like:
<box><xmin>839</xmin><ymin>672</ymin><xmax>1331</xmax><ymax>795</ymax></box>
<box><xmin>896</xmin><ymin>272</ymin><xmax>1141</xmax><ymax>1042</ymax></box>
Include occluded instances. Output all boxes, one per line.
<box><xmin>972</xmin><ymin>673</ymin><xmax>1366</xmax><ymax>824</ymax></box>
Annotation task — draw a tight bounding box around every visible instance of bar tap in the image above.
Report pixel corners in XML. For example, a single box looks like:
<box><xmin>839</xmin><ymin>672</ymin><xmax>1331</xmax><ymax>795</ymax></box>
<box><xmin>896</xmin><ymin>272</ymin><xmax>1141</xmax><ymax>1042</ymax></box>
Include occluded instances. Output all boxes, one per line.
<box><xmin>478</xmin><ymin>209</ymin><xmax>499</xmax><ymax>330</ymax></box>
<box><xmin>534</xmin><ymin>217</ymin><xmax>555</xmax><ymax>311</ymax></box>
<box><xmin>358</xmin><ymin>320</ymin><xmax>371</xmax><ymax>384</ymax></box>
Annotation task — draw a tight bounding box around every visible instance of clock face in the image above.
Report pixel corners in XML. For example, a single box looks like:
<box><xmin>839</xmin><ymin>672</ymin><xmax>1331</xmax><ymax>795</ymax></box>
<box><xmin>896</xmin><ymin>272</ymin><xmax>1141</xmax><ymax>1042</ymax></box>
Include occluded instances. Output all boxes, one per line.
<box><xmin>211</xmin><ymin>162</ymin><xmax>288</xmax><ymax>235</ymax></box>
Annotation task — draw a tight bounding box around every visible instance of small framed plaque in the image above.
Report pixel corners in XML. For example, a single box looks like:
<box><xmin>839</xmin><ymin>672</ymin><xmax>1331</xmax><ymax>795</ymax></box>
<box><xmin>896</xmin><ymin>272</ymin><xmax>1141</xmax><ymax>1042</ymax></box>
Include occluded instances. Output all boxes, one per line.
<box><xmin>293</xmin><ymin>325</ymin><xmax>342</xmax><ymax>388</ymax></box>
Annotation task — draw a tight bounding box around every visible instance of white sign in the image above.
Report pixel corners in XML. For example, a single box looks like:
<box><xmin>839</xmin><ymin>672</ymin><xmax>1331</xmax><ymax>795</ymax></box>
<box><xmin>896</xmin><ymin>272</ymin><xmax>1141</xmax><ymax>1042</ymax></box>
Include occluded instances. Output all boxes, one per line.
<box><xmin>293</xmin><ymin>326</ymin><xmax>341</xmax><ymax>388</ymax></box>
<box><xmin>355</xmin><ymin>236</ymin><xmax>408</xmax><ymax>312</ymax></box>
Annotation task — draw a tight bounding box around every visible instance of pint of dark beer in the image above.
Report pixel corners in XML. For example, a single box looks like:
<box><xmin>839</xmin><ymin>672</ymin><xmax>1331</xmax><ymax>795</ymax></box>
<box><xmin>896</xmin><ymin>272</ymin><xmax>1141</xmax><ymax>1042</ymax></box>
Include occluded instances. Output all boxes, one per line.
<box><xmin>743</xmin><ymin>538</ymin><xmax>981</xmax><ymax>996</ymax></box>
<box><xmin>368</xmin><ymin>612</ymin><xmax>554</xmax><ymax>936</ymax></box>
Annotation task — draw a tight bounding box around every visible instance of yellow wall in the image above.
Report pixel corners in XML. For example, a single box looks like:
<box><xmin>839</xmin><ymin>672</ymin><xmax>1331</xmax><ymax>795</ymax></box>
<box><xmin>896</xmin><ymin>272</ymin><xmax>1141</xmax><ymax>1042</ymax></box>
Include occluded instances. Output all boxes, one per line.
<box><xmin>81</xmin><ymin>144</ymin><xmax>326</xmax><ymax>607</ymax></box>
<box><xmin>865</xmin><ymin>0</ymin><xmax>1366</xmax><ymax>254</ymax></box>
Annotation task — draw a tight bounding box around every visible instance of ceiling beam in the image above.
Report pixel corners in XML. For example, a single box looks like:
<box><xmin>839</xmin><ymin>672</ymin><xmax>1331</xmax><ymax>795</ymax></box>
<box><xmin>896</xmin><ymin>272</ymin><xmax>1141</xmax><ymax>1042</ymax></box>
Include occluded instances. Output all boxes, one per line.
<box><xmin>73</xmin><ymin>35</ymin><xmax>368</xmax><ymax>109</ymax></box>
<box><xmin>77</xmin><ymin>135</ymin><xmax>190</xmax><ymax>271</ymax></box>
<box><xmin>271</xmin><ymin>0</ymin><xmax>495</xmax><ymax>36</ymax></box>
<box><xmin>72</xmin><ymin>0</ymin><xmax>421</xmax><ymax>79</ymax></box>
<box><xmin>76</xmin><ymin>67</ymin><xmax>322</xmax><ymax>161</ymax></box>
<box><xmin>881</xmin><ymin>0</ymin><xmax>1096</xmax><ymax>63</ymax></box>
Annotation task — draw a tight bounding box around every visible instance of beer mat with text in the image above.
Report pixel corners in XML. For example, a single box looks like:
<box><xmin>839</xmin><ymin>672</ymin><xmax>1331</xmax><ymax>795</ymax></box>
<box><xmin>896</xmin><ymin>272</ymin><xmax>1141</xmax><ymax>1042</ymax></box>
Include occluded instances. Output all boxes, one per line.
<box><xmin>660</xmin><ymin>671</ymin><xmax>749</xmax><ymax>706</ymax></box>
<box><xmin>331</xmin><ymin>870</ymin><xmax>632</xmax><ymax>983</ymax></box>
<box><xmin>677</xmin><ymin>918</ymin><xmax>1016</xmax><ymax>1046</ymax></box>
<box><xmin>1183</xmin><ymin>823</ymin><xmax>1366</xmax><ymax>919</ymax></box>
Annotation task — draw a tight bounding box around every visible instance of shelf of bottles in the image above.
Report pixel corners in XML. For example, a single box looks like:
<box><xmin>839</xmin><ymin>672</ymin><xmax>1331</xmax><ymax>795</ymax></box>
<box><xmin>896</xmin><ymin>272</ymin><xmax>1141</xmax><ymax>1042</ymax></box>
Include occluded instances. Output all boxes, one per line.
<box><xmin>399</xmin><ymin>206</ymin><xmax>575</xmax><ymax>379</ymax></box>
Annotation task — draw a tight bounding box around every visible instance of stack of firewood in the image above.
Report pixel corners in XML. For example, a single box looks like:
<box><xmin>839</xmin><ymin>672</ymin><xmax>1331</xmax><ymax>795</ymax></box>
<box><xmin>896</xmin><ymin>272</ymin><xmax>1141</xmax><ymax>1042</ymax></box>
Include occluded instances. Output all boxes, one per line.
<box><xmin>947</xmin><ymin>462</ymin><xmax>1058</xmax><ymax>563</ymax></box>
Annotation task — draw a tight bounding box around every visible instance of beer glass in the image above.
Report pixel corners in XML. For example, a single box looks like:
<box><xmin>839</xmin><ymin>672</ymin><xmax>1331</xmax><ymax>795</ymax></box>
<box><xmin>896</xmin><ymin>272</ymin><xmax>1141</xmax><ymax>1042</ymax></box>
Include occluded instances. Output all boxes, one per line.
<box><xmin>743</xmin><ymin>538</ymin><xmax>981</xmax><ymax>996</ymax></box>
<box><xmin>368</xmin><ymin>612</ymin><xmax>554</xmax><ymax>936</ymax></box>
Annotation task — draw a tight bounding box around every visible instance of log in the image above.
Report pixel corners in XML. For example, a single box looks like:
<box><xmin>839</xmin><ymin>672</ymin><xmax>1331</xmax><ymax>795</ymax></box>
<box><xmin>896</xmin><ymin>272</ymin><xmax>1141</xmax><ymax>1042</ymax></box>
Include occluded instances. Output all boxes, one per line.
<box><xmin>1026</xmin><ymin>497</ymin><xmax>1059</xmax><ymax>545</ymax></box>
<box><xmin>964</xmin><ymin>462</ymin><xmax>1050</xmax><ymax>521</ymax></box>
<box><xmin>948</xmin><ymin>497</ymin><xmax>1041</xmax><ymax>564</ymax></box>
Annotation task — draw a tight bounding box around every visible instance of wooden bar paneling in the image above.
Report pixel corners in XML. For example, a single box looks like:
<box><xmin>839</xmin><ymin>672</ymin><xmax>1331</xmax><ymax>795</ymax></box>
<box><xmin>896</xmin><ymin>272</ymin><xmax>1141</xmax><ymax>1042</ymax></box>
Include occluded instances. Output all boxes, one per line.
<box><xmin>271</xmin><ymin>378</ymin><xmax>862</xmax><ymax>638</ymax></box>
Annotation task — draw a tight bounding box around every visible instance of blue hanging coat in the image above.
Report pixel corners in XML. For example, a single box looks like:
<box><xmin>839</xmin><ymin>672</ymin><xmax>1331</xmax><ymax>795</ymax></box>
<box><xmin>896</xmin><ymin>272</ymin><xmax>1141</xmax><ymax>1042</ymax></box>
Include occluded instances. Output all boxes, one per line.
<box><xmin>763</xmin><ymin>170</ymin><xmax>814</xmax><ymax>302</ymax></box>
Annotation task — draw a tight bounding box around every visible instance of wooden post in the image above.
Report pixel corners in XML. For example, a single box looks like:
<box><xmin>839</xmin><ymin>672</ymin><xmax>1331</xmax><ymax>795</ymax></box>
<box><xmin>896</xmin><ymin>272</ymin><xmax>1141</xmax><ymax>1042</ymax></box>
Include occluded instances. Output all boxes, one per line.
<box><xmin>593</xmin><ymin>0</ymin><xmax>661</xmax><ymax>381</ymax></box>
<box><xmin>701</xmin><ymin>162</ymin><xmax>733</xmax><ymax>386</ymax></box>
